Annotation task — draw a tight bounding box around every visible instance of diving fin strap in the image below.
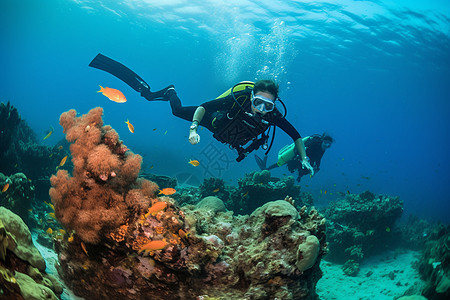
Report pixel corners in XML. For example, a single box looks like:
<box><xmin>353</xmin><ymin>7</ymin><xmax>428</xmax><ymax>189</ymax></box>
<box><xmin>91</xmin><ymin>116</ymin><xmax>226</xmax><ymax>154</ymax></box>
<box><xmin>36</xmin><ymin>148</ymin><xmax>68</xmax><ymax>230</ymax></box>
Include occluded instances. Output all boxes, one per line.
<box><xmin>142</xmin><ymin>85</ymin><xmax>175</xmax><ymax>101</ymax></box>
<box><xmin>88</xmin><ymin>53</ymin><xmax>151</xmax><ymax>94</ymax></box>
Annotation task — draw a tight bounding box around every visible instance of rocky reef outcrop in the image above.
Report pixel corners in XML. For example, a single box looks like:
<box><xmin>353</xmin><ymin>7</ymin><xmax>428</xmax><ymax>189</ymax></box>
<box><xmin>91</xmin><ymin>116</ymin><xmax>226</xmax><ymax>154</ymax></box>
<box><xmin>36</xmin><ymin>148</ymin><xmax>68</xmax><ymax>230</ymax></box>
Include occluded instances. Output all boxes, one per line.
<box><xmin>0</xmin><ymin>207</ymin><xmax>62</xmax><ymax>299</ymax></box>
<box><xmin>322</xmin><ymin>190</ymin><xmax>403</xmax><ymax>275</ymax></box>
<box><xmin>417</xmin><ymin>224</ymin><xmax>450</xmax><ymax>300</ymax></box>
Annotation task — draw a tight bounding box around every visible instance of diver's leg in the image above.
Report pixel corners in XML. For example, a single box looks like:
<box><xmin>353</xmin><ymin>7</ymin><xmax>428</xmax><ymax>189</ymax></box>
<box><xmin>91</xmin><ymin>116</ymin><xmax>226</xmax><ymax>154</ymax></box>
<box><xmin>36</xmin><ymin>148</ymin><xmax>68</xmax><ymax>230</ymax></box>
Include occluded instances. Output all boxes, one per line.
<box><xmin>266</xmin><ymin>163</ymin><xmax>279</xmax><ymax>170</ymax></box>
<box><xmin>166</xmin><ymin>90</ymin><xmax>197</xmax><ymax>122</ymax></box>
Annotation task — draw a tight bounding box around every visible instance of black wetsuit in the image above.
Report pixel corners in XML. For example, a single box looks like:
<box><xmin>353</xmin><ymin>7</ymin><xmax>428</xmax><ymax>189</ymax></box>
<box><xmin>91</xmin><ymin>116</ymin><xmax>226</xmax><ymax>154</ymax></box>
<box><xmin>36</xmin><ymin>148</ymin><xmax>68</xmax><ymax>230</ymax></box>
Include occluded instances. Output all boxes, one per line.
<box><xmin>167</xmin><ymin>88</ymin><xmax>301</xmax><ymax>142</ymax></box>
<box><xmin>287</xmin><ymin>134</ymin><xmax>325</xmax><ymax>181</ymax></box>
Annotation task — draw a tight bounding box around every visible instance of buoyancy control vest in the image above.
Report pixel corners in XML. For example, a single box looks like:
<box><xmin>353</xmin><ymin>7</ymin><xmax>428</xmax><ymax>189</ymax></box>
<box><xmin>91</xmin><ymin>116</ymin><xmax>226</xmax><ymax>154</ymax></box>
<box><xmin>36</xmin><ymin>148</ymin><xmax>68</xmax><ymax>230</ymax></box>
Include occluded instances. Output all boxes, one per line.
<box><xmin>211</xmin><ymin>82</ymin><xmax>272</xmax><ymax>162</ymax></box>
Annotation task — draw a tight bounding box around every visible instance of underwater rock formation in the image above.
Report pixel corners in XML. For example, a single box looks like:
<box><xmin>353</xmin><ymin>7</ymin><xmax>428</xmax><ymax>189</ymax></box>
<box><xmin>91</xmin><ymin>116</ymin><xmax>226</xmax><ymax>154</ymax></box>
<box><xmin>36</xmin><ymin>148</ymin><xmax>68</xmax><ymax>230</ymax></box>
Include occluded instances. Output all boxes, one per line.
<box><xmin>0</xmin><ymin>101</ymin><xmax>21</xmax><ymax>159</ymax></box>
<box><xmin>51</xmin><ymin>107</ymin><xmax>327</xmax><ymax>299</ymax></box>
<box><xmin>0</xmin><ymin>101</ymin><xmax>71</xmax><ymax>221</ymax></box>
<box><xmin>0</xmin><ymin>172</ymin><xmax>35</xmax><ymax>224</ymax></box>
<box><xmin>229</xmin><ymin>170</ymin><xmax>300</xmax><ymax>214</ymax></box>
<box><xmin>322</xmin><ymin>190</ymin><xmax>403</xmax><ymax>274</ymax></box>
<box><xmin>0</xmin><ymin>207</ymin><xmax>61</xmax><ymax>299</ymax></box>
<box><xmin>418</xmin><ymin>224</ymin><xmax>450</xmax><ymax>300</ymax></box>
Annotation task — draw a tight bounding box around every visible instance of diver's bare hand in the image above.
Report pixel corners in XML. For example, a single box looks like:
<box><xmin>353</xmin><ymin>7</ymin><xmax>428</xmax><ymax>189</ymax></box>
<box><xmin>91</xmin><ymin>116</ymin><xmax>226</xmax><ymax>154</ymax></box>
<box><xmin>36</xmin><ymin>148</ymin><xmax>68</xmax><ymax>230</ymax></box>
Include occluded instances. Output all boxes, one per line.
<box><xmin>189</xmin><ymin>131</ymin><xmax>200</xmax><ymax>144</ymax></box>
<box><xmin>301</xmin><ymin>158</ymin><xmax>315</xmax><ymax>177</ymax></box>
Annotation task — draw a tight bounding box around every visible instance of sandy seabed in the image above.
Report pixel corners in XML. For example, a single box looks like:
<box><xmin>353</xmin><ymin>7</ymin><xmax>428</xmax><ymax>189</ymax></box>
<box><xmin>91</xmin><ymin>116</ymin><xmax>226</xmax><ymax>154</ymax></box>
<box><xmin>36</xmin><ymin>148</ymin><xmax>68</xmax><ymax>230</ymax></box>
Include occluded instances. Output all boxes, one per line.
<box><xmin>317</xmin><ymin>250</ymin><xmax>424</xmax><ymax>300</ymax></box>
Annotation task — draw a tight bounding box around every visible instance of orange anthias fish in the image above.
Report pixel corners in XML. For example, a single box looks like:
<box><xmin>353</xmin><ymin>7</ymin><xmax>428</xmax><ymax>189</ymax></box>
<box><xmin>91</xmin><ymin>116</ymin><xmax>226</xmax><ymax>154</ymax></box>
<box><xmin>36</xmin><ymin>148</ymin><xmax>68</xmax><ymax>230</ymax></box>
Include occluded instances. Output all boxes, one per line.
<box><xmin>125</xmin><ymin>119</ymin><xmax>134</xmax><ymax>133</ymax></box>
<box><xmin>139</xmin><ymin>240</ymin><xmax>168</xmax><ymax>253</ymax></box>
<box><xmin>2</xmin><ymin>183</ymin><xmax>9</xmax><ymax>193</ymax></box>
<box><xmin>188</xmin><ymin>159</ymin><xmax>200</xmax><ymax>167</ymax></box>
<box><xmin>97</xmin><ymin>86</ymin><xmax>127</xmax><ymax>103</ymax></box>
<box><xmin>146</xmin><ymin>201</ymin><xmax>168</xmax><ymax>216</ymax></box>
<box><xmin>158</xmin><ymin>188</ymin><xmax>176</xmax><ymax>196</ymax></box>
<box><xmin>81</xmin><ymin>242</ymin><xmax>88</xmax><ymax>256</ymax></box>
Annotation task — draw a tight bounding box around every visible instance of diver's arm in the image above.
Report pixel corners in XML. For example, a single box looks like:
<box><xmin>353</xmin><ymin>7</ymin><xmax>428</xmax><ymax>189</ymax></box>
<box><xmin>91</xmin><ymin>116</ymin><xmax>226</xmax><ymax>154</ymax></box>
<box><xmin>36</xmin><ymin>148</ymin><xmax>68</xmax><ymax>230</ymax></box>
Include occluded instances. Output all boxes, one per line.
<box><xmin>189</xmin><ymin>106</ymin><xmax>205</xmax><ymax>145</ymax></box>
<box><xmin>294</xmin><ymin>138</ymin><xmax>315</xmax><ymax>176</ymax></box>
<box><xmin>274</xmin><ymin>115</ymin><xmax>315</xmax><ymax>176</ymax></box>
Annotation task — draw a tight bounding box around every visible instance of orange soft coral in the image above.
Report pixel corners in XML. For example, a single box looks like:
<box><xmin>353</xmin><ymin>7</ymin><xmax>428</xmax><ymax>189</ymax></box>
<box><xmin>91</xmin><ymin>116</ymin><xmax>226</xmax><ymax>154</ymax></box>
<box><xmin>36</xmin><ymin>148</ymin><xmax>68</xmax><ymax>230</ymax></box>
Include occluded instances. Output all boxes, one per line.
<box><xmin>49</xmin><ymin>107</ymin><xmax>156</xmax><ymax>244</ymax></box>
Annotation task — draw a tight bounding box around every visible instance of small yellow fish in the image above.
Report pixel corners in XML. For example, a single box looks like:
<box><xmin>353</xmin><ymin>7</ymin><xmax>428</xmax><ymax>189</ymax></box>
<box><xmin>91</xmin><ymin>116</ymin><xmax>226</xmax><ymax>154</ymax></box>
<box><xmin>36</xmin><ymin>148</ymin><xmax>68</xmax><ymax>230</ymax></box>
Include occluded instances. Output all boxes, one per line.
<box><xmin>242</xmin><ymin>191</ymin><xmax>249</xmax><ymax>197</ymax></box>
<box><xmin>56</xmin><ymin>156</ymin><xmax>68</xmax><ymax>170</ymax></box>
<box><xmin>125</xmin><ymin>119</ymin><xmax>134</xmax><ymax>133</ymax></box>
<box><xmin>188</xmin><ymin>159</ymin><xmax>200</xmax><ymax>167</ymax></box>
<box><xmin>48</xmin><ymin>212</ymin><xmax>57</xmax><ymax>220</ymax></box>
<box><xmin>324</xmin><ymin>190</ymin><xmax>327</xmax><ymax>195</ymax></box>
<box><xmin>46</xmin><ymin>228</ymin><xmax>53</xmax><ymax>235</ymax></box>
<box><xmin>149</xmin><ymin>165</ymin><xmax>154</xmax><ymax>169</ymax></box>
<box><xmin>68</xmin><ymin>235</ymin><xmax>74</xmax><ymax>243</ymax></box>
<box><xmin>43</xmin><ymin>127</ymin><xmax>54</xmax><ymax>140</ymax></box>
<box><xmin>97</xmin><ymin>86</ymin><xmax>127</xmax><ymax>103</ymax></box>
<box><xmin>45</xmin><ymin>201</ymin><xmax>55</xmax><ymax>211</ymax></box>
<box><xmin>59</xmin><ymin>229</ymin><xmax>66</xmax><ymax>235</ymax></box>
<box><xmin>2</xmin><ymin>183</ymin><xmax>9</xmax><ymax>193</ymax></box>
<box><xmin>58</xmin><ymin>145</ymin><xmax>63</xmax><ymax>150</ymax></box>
<box><xmin>178</xmin><ymin>229</ymin><xmax>190</xmax><ymax>240</ymax></box>
<box><xmin>153</xmin><ymin>128</ymin><xmax>157</xmax><ymax>131</ymax></box>
<box><xmin>213</xmin><ymin>188</ymin><xmax>220</xmax><ymax>193</ymax></box>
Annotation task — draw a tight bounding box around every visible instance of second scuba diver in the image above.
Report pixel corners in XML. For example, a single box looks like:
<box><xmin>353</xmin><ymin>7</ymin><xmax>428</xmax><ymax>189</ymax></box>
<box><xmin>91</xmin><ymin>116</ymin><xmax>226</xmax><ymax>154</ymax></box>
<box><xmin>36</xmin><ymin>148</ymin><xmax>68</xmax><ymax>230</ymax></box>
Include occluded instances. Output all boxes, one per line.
<box><xmin>256</xmin><ymin>133</ymin><xmax>334</xmax><ymax>182</ymax></box>
<box><xmin>89</xmin><ymin>53</ymin><xmax>314</xmax><ymax>175</ymax></box>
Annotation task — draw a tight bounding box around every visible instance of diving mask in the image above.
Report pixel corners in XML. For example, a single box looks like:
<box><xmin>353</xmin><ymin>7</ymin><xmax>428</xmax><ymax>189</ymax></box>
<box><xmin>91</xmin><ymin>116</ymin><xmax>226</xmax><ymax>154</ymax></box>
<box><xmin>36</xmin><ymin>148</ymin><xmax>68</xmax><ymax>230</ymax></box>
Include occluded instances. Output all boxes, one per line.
<box><xmin>251</xmin><ymin>91</ymin><xmax>275</xmax><ymax>113</ymax></box>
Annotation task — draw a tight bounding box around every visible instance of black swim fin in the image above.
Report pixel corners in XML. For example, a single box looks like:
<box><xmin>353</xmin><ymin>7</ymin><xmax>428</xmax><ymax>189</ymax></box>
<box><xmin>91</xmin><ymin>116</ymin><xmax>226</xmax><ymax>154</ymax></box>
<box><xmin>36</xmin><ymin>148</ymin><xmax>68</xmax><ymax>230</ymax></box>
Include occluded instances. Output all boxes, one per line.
<box><xmin>88</xmin><ymin>53</ymin><xmax>172</xmax><ymax>101</ymax></box>
<box><xmin>255</xmin><ymin>154</ymin><xmax>268</xmax><ymax>170</ymax></box>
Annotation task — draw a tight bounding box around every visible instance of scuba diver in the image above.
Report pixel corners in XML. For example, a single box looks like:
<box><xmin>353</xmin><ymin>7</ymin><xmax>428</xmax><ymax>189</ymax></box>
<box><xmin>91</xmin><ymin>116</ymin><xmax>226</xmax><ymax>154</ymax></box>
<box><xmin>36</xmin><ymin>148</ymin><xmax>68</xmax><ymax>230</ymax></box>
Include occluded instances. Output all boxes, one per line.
<box><xmin>255</xmin><ymin>132</ymin><xmax>334</xmax><ymax>182</ymax></box>
<box><xmin>88</xmin><ymin>53</ymin><xmax>314</xmax><ymax>175</ymax></box>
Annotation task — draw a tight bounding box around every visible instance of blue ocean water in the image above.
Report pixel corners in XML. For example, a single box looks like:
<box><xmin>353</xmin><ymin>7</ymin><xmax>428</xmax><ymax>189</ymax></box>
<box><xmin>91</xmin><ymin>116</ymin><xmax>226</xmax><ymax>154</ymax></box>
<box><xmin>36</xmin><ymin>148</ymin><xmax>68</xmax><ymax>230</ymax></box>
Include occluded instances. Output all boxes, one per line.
<box><xmin>1</xmin><ymin>0</ymin><xmax>449</xmax><ymax>223</ymax></box>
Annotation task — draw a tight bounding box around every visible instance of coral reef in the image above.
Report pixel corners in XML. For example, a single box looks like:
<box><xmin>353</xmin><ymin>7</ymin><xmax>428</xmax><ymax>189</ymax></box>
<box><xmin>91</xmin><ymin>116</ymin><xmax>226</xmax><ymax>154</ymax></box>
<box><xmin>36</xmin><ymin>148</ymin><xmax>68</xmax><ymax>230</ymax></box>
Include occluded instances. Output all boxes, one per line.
<box><xmin>228</xmin><ymin>170</ymin><xmax>301</xmax><ymax>214</ymax></box>
<box><xmin>0</xmin><ymin>172</ymin><xmax>35</xmax><ymax>223</ymax></box>
<box><xmin>199</xmin><ymin>177</ymin><xmax>230</xmax><ymax>202</ymax></box>
<box><xmin>322</xmin><ymin>190</ymin><xmax>403</xmax><ymax>274</ymax></box>
<box><xmin>0</xmin><ymin>101</ymin><xmax>21</xmax><ymax>159</ymax></box>
<box><xmin>417</xmin><ymin>224</ymin><xmax>450</xmax><ymax>300</ymax></box>
<box><xmin>397</xmin><ymin>215</ymin><xmax>436</xmax><ymax>250</ymax></box>
<box><xmin>51</xmin><ymin>107</ymin><xmax>327</xmax><ymax>299</ymax></box>
<box><xmin>0</xmin><ymin>207</ymin><xmax>61</xmax><ymax>299</ymax></box>
<box><xmin>0</xmin><ymin>101</ymin><xmax>71</xmax><ymax>226</ymax></box>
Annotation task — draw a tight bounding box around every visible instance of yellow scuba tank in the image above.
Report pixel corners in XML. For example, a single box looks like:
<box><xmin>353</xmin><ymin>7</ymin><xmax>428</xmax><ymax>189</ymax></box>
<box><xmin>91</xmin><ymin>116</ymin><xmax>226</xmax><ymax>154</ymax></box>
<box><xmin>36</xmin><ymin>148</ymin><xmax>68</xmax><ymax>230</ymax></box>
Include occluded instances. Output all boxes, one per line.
<box><xmin>277</xmin><ymin>142</ymin><xmax>296</xmax><ymax>166</ymax></box>
<box><xmin>215</xmin><ymin>81</ymin><xmax>254</xmax><ymax>99</ymax></box>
